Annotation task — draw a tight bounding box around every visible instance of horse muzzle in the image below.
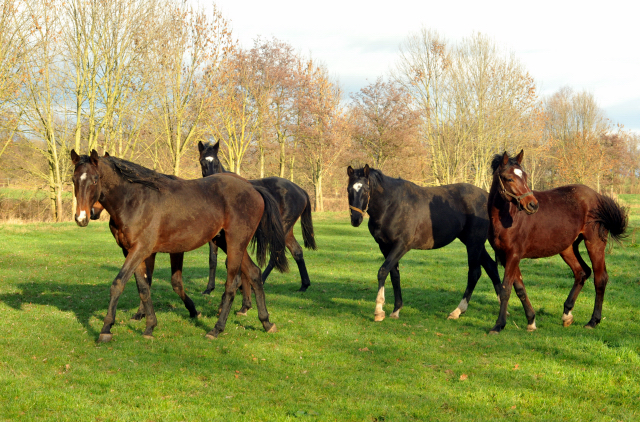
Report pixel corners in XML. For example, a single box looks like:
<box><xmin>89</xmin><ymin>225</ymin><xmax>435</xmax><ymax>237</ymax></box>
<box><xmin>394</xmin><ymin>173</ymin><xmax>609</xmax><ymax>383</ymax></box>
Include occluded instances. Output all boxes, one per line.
<box><xmin>523</xmin><ymin>200</ymin><xmax>539</xmax><ymax>215</ymax></box>
<box><xmin>75</xmin><ymin>210</ymin><xmax>89</xmax><ymax>227</ymax></box>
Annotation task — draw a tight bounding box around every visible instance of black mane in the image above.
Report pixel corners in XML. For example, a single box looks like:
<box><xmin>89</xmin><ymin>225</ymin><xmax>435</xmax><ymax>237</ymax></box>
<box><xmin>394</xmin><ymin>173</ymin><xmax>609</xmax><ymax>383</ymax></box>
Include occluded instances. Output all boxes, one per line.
<box><xmin>106</xmin><ymin>156</ymin><xmax>177</xmax><ymax>191</ymax></box>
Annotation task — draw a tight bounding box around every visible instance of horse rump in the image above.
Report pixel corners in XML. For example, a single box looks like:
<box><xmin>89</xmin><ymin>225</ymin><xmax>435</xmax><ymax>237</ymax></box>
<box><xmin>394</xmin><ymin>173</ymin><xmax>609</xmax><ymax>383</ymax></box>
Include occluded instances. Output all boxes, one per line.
<box><xmin>251</xmin><ymin>186</ymin><xmax>289</xmax><ymax>273</ymax></box>
<box><xmin>590</xmin><ymin>195</ymin><xmax>628</xmax><ymax>243</ymax></box>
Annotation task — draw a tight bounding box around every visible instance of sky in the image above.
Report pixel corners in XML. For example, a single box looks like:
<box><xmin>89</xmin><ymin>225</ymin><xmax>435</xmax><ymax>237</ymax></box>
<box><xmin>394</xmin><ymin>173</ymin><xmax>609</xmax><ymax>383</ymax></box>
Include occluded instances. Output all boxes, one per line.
<box><xmin>197</xmin><ymin>0</ymin><xmax>640</xmax><ymax>132</ymax></box>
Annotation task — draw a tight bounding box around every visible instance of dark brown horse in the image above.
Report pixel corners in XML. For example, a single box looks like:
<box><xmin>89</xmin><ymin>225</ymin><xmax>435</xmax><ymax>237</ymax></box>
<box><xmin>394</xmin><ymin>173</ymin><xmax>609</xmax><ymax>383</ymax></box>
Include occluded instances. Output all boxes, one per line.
<box><xmin>347</xmin><ymin>165</ymin><xmax>502</xmax><ymax>322</ymax></box>
<box><xmin>198</xmin><ymin>141</ymin><xmax>316</xmax><ymax>299</ymax></box>
<box><xmin>487</xmin><ymin>150</ymin><xmax>627</xmax><ymax>333</ymax></box>
<box><xmin>71</xmin><ymin>150</ymin><xmax>288</xmax><ymax>341</ymax></box>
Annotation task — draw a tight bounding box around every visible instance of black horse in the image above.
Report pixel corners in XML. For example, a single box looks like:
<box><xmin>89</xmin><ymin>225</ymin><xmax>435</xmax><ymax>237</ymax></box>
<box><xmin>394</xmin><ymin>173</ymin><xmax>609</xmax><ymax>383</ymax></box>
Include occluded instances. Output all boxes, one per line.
<box><xmin>71</xmin><ymin>150</ymin><xmax>288</xmax><ymax>341</ymax></box>
<box><xmin>347</xmin><ymin>165</ymin><xmax>502</xmax><ymax>322</ymax></box>
<box><xmin>198</xmin><ymin>141</ymin><xmax>316</xmax><ymax>298</ymax></box>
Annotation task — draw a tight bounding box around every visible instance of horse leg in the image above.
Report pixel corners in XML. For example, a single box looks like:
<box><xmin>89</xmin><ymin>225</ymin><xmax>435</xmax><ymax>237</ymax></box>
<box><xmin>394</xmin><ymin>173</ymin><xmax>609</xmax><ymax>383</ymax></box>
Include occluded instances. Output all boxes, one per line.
<box><xmin>260</xmin><ymin>257</ymin><xmax>275</xmax><ymax>284</ymax></box>
<box><xmin>286</xmin><ymin>230</ymin><xmax>311</xmax><ymax>292</ymax></box>
<box><xmin>559</xmin><ymin>239</ymin><xmax>591</xmax><ymax>327</ymax></box>
<box><xmin>389</xmin><ymin>263</ymin><xmax>402</xmax><ymax>319</ymax></box>
<box><xmin>480</xmin><ymin>247</ymin><xmax>503</xmax><ymax>299</ymax></box>
<box><xmin>236</xmin><ymin>273</ymin><xmax>253</xmax><ymax>316</ymax></box>
<box><xmin>511</xmin><ymin>267</ymin><xmax>536</xmax><ymax>331</ymax></box>
<box><xmin>202</xmin><ymin>240</ymin><xmax>218</xmax><ymax>295</ymax></box>
<box><xmin>132</xmin><ymin>253</ymin><xmax>156</xmax><ymax>321</ymax></box>
<box><xmin>206</xmin><ymin>249</ymin><xmax>244</xmax><ymax>339</ymax></box>
<box><xmin>242</xmin><ymin>251</ymin><xmax>276</xmax><ymax>333</ymax></box>
<box><xmin>99</xmin><ymin>247</ymin><xmax>149</xmax><ymax>342</ymax></box>
<box><xmin>449</xmin><ymin>244</ymin><xmax>483</xmax><ymax>319</ymax></box>
<box><xmin>584</xmin><ymin>238</ymin><xmax>608</xmax><ymax>328</ymax></box>
<box><xmin>169</xmin><ymin>253</ymin><xmax>199</xmax><ymax>318</ymax></box>
<box><xmin>133</xmin><ymin>259</ymin><xmax>158</xmax><ymax>338</ymax></box>
<box><xmin>374</xmin><ymin>245</ymin><xmax>407</xmax><ymax>322</ymax></box>
<box><xmin>490</xmin><ymin>257</ymin><xmax>520</xmax><ymax>333</ymax></box>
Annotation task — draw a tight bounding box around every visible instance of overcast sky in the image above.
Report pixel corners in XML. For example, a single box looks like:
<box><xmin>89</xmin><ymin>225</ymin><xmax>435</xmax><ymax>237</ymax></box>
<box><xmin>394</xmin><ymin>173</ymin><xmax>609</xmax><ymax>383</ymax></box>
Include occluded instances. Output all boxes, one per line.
<box><xmin>199</xmin><ymin>0</ymin><xmax>640</xmax><ymax>132</ymax></box>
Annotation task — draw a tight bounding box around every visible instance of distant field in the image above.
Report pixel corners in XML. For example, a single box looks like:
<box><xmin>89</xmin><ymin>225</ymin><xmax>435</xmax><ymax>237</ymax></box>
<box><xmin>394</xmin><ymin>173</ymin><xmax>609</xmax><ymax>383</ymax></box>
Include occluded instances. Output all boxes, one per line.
<box><xmin>0</xmin><ymin>211</ymin><xmax>639</xmax><ymax>421</ymax></box>
<box><xmin>0</xmin><ymin>187</ymin><xmax>73</xmax><ymax>201</ymax></box>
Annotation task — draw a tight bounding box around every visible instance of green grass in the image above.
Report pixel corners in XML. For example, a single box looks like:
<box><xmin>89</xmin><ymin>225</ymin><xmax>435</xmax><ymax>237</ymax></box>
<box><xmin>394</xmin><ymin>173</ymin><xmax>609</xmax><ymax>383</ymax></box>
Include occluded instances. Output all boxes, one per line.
<box><xmin>0</xmin><ymin>187</ymin><xmax>73</xmax><ymax>201</ymax></box>
<box><xmin>0</xmin><ymin>211</ymin><xmax>639</xmax><ymax>421</ymax></box>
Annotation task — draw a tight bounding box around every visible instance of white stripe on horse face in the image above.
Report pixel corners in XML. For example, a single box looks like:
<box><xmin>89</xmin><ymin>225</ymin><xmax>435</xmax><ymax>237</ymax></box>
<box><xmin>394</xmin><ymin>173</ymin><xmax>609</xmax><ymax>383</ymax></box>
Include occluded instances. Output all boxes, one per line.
<box><xmin>353</xmin><ymin>182</ymin><xmax>363</xmax><ymax>192</ymax></box>
<box><xmin>513</xmin><ymin>169</ymin><xmax>523</xmax><ymax>178</ymax></box>
<box><xmin>80</xmin><ymin>173</ymin><xmax>87</xmax><ymax>181</ymax></box>
<box><xmin>77</xmin><ymin>210</ymin><xmax>87</xmax><ymax>221</ymax></box>
<box><xmin>205</xmin><ymin>156</ymin><xmax>214</xmax><ymax>162</ymax></box>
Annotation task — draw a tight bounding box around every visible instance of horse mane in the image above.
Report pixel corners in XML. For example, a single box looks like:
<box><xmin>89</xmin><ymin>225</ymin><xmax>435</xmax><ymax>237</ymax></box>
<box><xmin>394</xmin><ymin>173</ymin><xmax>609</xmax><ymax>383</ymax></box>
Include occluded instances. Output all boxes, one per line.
<box><xmin>105</xmin><ymin>156</ymin><xmax>176</xmax><ymax>191</ymax></box>
<box><xmin>491</xmin><ymin>154</ymin><xmax>522</xmax><ymax>173</ymax></box>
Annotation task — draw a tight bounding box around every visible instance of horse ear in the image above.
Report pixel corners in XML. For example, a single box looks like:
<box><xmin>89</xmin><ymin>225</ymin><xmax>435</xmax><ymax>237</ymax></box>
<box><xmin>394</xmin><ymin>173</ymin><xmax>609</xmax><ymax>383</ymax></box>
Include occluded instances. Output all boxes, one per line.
<box><xmin>90</xmin><ymin>149</ymin><xmax>100</xmax><ymax>166</ymax></box>
<box><xmin>363</xmin><ymin>164</ymin><xmax>370</xmax><ymax>178</ymax></box>
<box><xmin>212</xmin><ymin>140</ymin><xmax>219</xmax><ymax>154</ymax></box>
<box><xmin>198</xmin><ymin>141</ymin><xmax>204</xmax><ymax>153</ymax></box>
<box><xmin>515</xmin><ymin>149</ymin><xmax>524</xmax><ymax>165</ymax></box>
<box><xmin>104</xmin><ymin>151</ymin><xmax>110</xmax><ymax>157</ymax></box>
<box><xmin>501</xmin><ymin>151</ymin><xmax>509</xmax><ymax>167</ymax></box>
<box><xmin>70</xmin><ymin>149</ymin><xmax>80</xmax><ymax>165</ymax></box>
<box><xmin>347</xmin><ymin>166</ymin><xmax>354</xmax><ymax>177</ymax></box>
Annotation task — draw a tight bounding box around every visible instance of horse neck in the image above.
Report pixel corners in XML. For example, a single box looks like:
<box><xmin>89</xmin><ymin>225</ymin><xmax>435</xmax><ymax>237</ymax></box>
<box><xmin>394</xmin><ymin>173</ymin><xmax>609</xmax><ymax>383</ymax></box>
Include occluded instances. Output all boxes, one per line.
<box><xmin>97</xmin><ymin>161</ymin><xmax>139</xmax><ymax>221</ymax></box>
<box><xmin>366</xmin><ymin>174</ymin><xmax>389</xmax><ymax>220</ymax></box>
<box><xmin>488</xmin><ymin>177</ymin><xmax>519</xmax><ymax>222</ymax></box>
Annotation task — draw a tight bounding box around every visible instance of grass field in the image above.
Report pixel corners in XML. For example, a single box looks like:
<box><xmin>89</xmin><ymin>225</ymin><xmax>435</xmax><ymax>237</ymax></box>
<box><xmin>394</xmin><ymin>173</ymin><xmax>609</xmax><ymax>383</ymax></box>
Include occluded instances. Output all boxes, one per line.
<box><xmin>0</xmin><ymin>210</ymin><xmax>639</xmax><ymax>421</ymax></box>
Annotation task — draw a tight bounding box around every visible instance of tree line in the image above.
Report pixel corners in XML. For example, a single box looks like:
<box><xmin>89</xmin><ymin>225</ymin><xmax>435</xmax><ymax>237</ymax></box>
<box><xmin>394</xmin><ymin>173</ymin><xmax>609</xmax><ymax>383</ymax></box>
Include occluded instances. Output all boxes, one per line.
<box><xmin>0</xmin><ymin>0</ymin><xmax>638</xmax><ymax>221</ymax></box>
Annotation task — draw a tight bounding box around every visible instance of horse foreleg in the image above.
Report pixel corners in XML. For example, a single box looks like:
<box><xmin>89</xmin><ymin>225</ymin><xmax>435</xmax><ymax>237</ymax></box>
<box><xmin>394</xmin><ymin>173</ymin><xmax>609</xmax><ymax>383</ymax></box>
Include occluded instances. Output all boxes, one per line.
<box><xmin>99</xmin><ymin>247</ymin><xmax>149</xmax><ymax>342</ymax></box>
<box><xmin>559</xmin><ymin>241</ymin><xmax>591</xmax><ymax>327</ymax></box>
<box><xmin>133</xmin><ymin>260</ymin><xmax>157</xmax><ymax>338</ymax></box>
<box><xmin>202</xmin><ymin>240</ymin><xmax>219</xmax><ymax>295</ymax></box>
<box><xmin>490</xmin><ymin>257</ymin><xmax>520</xmax><ymax>333</ymax></box>
<box><xmin>511</xmin><ymin>267</ymin><xmax>536</xmax><ymax>331</ymax></box>
<box><xmin>132</xmin><ymin>253</ymin><xmax>156</xmax><ymax>321</ymax></box>
<box><xmin>374</xmin><ymin>245</ymin><xmax>406</xmax><ymax>322</ymax></box>
<box><xmin>236</xmin><ymin>272</ymin><xmax>253</xmax><ymax>316</ymax></box>
<box><xmin>169</xmin><ymin>253</ymin><xmax>199</xmax><ymax>318</ymax></box>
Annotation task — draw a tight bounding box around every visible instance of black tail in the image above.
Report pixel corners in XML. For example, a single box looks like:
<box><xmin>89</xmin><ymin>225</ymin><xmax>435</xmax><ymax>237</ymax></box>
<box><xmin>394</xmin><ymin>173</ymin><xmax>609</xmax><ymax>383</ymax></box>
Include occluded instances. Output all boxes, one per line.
<box><xmin>252</xmin><ymin>186</ymin><xmax>289</xmax><ymax>273</ymax></box>
<box><xmin>300</xmin><ymin>191</ymin><xmax>317</xmax><ymax>250</ymax></box>
<box><xmin>591</xmin><ymin>195</ymin><xmax>628</xmax><ymax>243</ymax></box>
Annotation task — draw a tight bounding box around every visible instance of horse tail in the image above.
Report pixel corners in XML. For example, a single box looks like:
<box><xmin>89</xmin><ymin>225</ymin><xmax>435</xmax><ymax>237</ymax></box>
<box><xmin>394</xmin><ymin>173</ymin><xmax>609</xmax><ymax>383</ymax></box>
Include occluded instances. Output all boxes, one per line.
<box><xmin>591</xmin><ymin>195</ymin><xmax>628</xmax><ymax>243</ymax></box>
<box><xmin>252</xmin><ymin>186</ymin><xmax>289</xmax><ymax>273</ymax></box>
<box><xmin>300</xmin><ymin>190</ymin><xmax>317</xmax><ymax>250</ymax></box>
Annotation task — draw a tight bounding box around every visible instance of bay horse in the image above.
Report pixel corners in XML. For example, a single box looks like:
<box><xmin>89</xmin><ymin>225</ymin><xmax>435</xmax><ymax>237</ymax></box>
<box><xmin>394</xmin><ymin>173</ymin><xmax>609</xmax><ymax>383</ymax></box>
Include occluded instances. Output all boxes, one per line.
<box><xmin>487</xmin><ymin>150</ymin><xmax>627</xmax><ymax>333</ymax></box>
<box><xmin>70</xmin><ymin>149</ymin><xmax>288</xmax><ymax>341</ymax></box>
<box><xmin>347</xmin><ymin>165</ymin><xmax>502</xmax><ymax>322</ymax></box>
<box><xmin>198</xmin><ymin>140</ymin><xmax>316</xmax><ymax>298</ymax></box>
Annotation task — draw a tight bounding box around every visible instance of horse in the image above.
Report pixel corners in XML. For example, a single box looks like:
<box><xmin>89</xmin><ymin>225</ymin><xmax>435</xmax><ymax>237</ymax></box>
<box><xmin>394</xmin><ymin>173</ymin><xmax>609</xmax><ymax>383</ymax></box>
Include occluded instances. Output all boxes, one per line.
<box><xmin>487</xmin><ymin>150</ymin><xmax>627</xmax><ymax>333</ymax></box>
<box><xmin>347</xmin><ymin>165</ymin><xmax>502</xmax><ymax>322</ymax></box>
<box><xmin>198</xmin><ymin>140</ymin><xmax>316</xmax><ymax>299</ymax></box>
<box><xmin>70</xmin><ymin>149</ymin><xmax>288</xmax><ymax>341</ymax></box>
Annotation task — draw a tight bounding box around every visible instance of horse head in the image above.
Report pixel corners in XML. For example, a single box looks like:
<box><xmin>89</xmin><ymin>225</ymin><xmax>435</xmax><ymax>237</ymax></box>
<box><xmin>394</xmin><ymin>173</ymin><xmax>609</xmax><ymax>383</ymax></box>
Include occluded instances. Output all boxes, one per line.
<box><xmin>493</xmin><ymin>150</ymin><xmax>539</xmax><ymax>215</ymax></box>
<box><xmin>347</xmin><ymin>164</ymin><xmax>371</xmax><ymax>227</ymax></box>
<box><xmin>198</xmin><ymin>140</ymin><xmax>223</xmax><ymax>177</ymax></box>
<box><xmin>70</xmin><ymin>149</ymin><xmax>102</xmax><ymax>227</ymax></box>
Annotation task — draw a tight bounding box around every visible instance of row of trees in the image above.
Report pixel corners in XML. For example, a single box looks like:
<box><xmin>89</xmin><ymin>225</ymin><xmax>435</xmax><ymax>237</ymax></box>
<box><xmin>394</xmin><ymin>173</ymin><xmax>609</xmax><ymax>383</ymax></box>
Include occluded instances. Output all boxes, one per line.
<box><xmin>1</xmin><ymin>0</ymin><xmax>638</xmax><ymax>221</ymax></box>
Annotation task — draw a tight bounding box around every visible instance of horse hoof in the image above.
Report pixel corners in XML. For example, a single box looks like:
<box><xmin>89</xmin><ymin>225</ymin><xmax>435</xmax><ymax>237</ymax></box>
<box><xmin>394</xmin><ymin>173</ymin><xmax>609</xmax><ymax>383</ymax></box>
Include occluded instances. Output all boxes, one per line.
<box><xmin>202</xmin><ymin>290</ymin><xmax>212</xmax><ymax>295</ymax></box>
<box><xmin>205</xmin><ymin>330</ymin><xmax>219</xmax><ymax>339</ymax></box>
<box><xmin>190</xmin><ymin>312</ymin><xmax>201</xmax><ymax>319</ymax></box>
<box><xmin>488</xmin><ymin>330</ymin><xmax>500</xmax><ymax>335</ymax></box>
<box><xmin>374</xmin><ymin>312</ymin><xmax>385</xmax><ymax>322</ymax></box>
<box><xmin>526</xmin><ymin>322</ymin><xmax>537</xmax><ymax>332</ymax></box>
<box><xmin>130</xmin><ymin>313</ymin><xmax>144</xmax><ymax>321</ymax></box>
<box><xmin>142</xmin><ymin>334</ymin><xmax>154</xmax><ymax>340</ymax></box>
<box><xmin>448</xmin><ymin>308</ymin><xmax>462</xmax><ymax>320</ymax></box>
<box><xmin>389</xmin><ymin>311</ymin><xmax>400</xmax><ymax>319</ymax></box>
<box><xmin>236</xmin><ymin>310</ymin><xmax>248</xmax><ymax>316</ymax></box>
<box><xmin>298</xmin><ymin>286</ymin><xmax>309</xmax><ymax>292</ymax></box>
<box><xmin>583</xmin><ymin>324</ymin><xmax>595</xmax><ymax>330</ymax></box>
<box><xmin>267</xmin><ymin>324</ymin><xmax>277</xmax><ymax>333</ymax></box>
<box><xmin>562</xmin><ymin>314</ymin><xmax>574</xmax><ymax>327</ymax></box>
<box><xmin>98</xmin><ymin>333</ymin><xmax>113</xmax><ymax>343</ymax></box>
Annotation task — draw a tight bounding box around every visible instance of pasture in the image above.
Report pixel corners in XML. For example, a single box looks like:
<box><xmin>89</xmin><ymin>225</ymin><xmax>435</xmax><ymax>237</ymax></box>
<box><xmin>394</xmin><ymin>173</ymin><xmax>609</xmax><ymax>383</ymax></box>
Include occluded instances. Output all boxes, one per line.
<box><xmin>0</xmin><ymin>210</ymin><xmax>639</xmax><ymax>421</ymax></box>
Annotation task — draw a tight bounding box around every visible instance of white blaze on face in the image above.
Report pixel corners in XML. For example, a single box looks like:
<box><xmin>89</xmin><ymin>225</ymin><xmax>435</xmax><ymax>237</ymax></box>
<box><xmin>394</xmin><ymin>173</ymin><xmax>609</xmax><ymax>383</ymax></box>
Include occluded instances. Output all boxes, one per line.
<box><xmin>80</xmin><ymin>173</ymin><xmax>87</xmax><ymax>181</ymax></box>
<box><xmin>77</xmin><ymin>210</ymin><xmax>87</xmax><ymax>222</ymax></box>
<box><xmin>513</xmin><ymin>169</ymin><xmax>523</xmax><ymax>178</ymax></box>
<box><xmin>353</xmin><ymin>182</ymin><xmax>363</xmax><ymax>192</ymax></box>
<box><xmin>205</xmin><ymin>156</ymin><xmax>214</xmax><ymax>162</ymax></box>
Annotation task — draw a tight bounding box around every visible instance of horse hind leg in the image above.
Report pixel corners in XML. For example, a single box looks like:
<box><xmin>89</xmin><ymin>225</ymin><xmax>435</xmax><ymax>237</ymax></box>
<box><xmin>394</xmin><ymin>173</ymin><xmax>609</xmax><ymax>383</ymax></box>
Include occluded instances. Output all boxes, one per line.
<box><xmin>169</xmin><ymin>253</ymin><xmax>199</xmax><ymax>318</ymax></box>
<box><xmin>236</xmin><ymin>273</ymin><xmax>253</xmax><ymax>316</ymax></box>
<box><xmin>584</xmin><ymin>237</ymin><xmax>608</xmax><ymax>328</ymax></box>
<box><xmin>559</xmin><ymin>239</ymin><xmax>591</xmax><ymax>327</ymax></box>
<box><xmin>449</xmin><ymin>245</ymin><xmax>483</xmax><ymax>320</ymax></box>
<box><xmin>389</xmin><ymin>263</ymin><xmax>402</xmax><ymax>319</ymax></box>
<box><xmin>206</xmin><ymin>246</ymin><xmax>245</xmax><ymax>339</ymax></box>
<box><xmin>243</xmin><ymin>251</ymin><xmax>276</xmax><ymax>333</ymax></box>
